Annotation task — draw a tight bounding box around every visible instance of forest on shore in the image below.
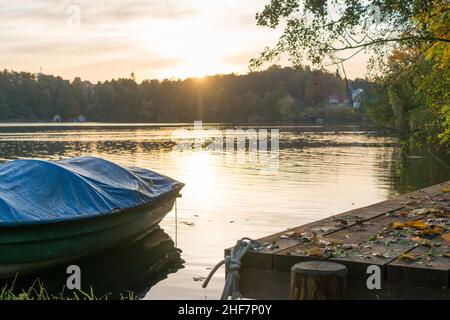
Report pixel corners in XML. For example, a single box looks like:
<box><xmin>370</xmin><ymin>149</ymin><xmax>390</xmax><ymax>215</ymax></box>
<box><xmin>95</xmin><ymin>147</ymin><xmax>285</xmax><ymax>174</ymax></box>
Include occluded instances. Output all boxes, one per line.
<box><xmin>0</xmin><ymin>66</ymin><xmax>369</xmax><ymax>124</ymax></box>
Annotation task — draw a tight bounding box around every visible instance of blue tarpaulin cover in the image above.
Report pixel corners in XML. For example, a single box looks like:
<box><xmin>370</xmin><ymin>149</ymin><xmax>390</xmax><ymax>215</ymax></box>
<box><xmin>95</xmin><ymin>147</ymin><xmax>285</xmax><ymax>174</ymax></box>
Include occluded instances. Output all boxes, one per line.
<box><xmin>0</xmin><ymin>157</ymin><xmax>183</xmax><ymax>226</ymax></box>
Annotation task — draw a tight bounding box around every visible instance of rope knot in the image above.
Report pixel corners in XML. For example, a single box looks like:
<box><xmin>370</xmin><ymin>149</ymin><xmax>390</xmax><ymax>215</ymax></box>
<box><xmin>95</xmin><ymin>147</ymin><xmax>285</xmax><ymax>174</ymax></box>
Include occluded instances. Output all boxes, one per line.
<box><xmin>226</xmin><ymin>257</ymin><xmax>241</xmax><ymax>271</ymax></box>
<box><xmin>202</xmin><ymin>237</ymin><xmax>258</xmax><ymax>300</ymax></box>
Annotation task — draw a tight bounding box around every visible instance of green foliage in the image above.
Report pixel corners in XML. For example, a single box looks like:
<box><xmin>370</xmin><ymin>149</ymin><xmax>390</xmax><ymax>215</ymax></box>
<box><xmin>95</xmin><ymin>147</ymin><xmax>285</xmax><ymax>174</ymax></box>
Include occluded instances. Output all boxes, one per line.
<box><xmin>0</xmin><ymin>66</ymin><xmax>367</xmax><ymax>124</ymax></box>
<box><xmin>251</xmin><ymin>0</ymin><xmax>448</xmax><ymax>69</ymax></box>
<box><xmin>364</xmin><ymin>47</ymin><xmax>449</xmax><ymax>150</ymax></box>
<box><xmin>324</xmin><ymin>106</ymin><xmax>356</xmax><ymax>122</ymax></box>
<box><xmin>363</xmin><ymin>82</ymin><xmax>394</xmax><ymax>128</ymax></box>
<box><xmin>253</xmin><ymin>0</ymin><xmax>450</xmax><ymax>150</ymax></box>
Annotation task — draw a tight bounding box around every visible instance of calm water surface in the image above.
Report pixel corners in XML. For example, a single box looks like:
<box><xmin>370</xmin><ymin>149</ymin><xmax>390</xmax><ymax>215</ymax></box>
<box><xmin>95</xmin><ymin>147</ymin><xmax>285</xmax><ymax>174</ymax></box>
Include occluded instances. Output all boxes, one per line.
<box><xmin>0</xmin><ymin>123</ymin><xmax>449</xmax><ymax>299</ymax></box>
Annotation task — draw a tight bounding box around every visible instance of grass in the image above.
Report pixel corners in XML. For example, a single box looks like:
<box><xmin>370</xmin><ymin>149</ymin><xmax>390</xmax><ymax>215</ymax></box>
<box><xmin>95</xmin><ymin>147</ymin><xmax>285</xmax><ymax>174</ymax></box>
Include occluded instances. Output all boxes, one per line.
<box><xmin>0</xmin><ymin>275</ymin><xmax>136</xmax><ymax>301</ymax></box>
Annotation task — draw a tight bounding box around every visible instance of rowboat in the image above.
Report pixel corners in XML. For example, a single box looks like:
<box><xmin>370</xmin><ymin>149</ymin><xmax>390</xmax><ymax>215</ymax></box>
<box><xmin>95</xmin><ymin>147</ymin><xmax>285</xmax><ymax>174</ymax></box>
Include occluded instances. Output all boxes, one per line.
<box><xmin>0</xmin><ymin>157</ymin><xmax>184</xmax><ymax>279</ymax></box>
<box><xmin>8</xmin><ymin>227</ymin><xmax>184</xmax><ymax>299</ymax></box>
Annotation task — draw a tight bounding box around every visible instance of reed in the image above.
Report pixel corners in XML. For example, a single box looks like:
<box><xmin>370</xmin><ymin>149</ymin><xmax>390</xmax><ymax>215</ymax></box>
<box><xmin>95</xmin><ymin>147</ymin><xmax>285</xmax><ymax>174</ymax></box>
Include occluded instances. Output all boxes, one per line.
<box><xmin>0</xmin><ymin>275</ymin><xmax>135</xmax><ymax>300</ymax></box>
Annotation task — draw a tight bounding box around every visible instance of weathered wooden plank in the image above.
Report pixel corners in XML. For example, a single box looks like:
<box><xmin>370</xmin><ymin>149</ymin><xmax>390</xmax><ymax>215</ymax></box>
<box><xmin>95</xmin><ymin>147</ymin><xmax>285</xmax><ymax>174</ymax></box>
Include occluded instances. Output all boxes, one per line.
<box><xmin>387</xmin><ymin>232</ymin><xmax>450</xmax><ymax>287</ymax></box>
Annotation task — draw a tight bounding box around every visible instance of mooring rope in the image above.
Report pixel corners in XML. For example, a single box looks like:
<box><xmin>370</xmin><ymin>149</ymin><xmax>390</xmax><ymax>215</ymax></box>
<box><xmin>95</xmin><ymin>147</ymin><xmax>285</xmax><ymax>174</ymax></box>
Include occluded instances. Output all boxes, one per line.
<box><xmin>202</xmin><ymin>237</ymin><xmax>260</xmax><ymax>300</ymax></box>
<box><xmin>174</xmin><ymin>198</ymin><xmax>178</xmax><ymax>247</ymax></box>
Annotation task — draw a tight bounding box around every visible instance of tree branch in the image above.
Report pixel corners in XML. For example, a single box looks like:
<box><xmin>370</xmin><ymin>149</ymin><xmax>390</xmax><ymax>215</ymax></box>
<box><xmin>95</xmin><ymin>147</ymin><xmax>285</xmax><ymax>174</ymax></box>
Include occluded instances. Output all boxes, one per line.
<box><xmin>330</xmin><ymin>36</ymin><xmax>450</xmax><ymax>52</ymax></box>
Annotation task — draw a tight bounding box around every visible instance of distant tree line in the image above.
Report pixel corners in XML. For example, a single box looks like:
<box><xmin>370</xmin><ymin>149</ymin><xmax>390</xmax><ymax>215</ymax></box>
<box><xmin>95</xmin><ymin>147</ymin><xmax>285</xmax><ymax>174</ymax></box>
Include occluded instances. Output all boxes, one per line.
<box><xmin>0</xmin><ymin>65</ymin><xmax>370</xmax><ymax>123</ymax></box>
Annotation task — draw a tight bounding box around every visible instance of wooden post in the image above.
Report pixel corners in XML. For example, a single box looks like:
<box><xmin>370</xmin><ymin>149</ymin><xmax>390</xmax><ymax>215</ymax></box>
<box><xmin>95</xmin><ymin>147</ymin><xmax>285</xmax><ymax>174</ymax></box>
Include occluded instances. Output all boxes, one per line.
<box><xmin>290</xmin><ymin>261</ymin><xmax>348</xmax><ymax>300</ymax></box>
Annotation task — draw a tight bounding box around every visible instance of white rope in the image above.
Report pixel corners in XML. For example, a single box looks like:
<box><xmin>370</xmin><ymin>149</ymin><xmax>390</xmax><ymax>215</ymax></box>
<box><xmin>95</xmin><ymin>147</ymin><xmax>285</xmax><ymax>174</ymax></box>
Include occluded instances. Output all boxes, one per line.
<box><xmin>202</xmin><ymin>237</ymin><xmax>260</xmax><ymax>300</ymax></box>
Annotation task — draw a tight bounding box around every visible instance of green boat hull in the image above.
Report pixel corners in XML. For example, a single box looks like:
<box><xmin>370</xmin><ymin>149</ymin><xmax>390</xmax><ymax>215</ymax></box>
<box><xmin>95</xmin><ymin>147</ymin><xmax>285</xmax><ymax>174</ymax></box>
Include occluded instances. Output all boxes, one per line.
<box><xmin>0</xmin><ymin>195</ymin><xmax>178</xmax><ymax>279</ymax></box>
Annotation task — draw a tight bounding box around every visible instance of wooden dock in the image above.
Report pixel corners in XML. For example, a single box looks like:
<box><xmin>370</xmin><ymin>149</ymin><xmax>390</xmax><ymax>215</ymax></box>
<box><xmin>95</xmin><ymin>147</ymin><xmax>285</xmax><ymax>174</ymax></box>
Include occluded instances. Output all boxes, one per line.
<box><xmin>226</xmin><ymin>181</ymin><xmax>450</xmax><ymax>299</ymax></box>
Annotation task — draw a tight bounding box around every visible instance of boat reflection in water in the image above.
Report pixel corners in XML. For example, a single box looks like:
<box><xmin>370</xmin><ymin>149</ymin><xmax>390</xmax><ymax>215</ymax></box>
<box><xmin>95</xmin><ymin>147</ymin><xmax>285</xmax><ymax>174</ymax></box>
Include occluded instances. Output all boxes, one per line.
<box><xmin>3</xmin><ymin>227</ymin><xmax>184</xmax><ymax>299</ymax></box>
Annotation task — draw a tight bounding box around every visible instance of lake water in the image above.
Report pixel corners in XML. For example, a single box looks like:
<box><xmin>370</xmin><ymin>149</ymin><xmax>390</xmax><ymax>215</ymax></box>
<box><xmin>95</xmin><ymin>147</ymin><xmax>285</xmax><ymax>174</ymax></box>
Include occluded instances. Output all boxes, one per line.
<box><xmin>1</xmin><ymin>123</ymin><xmax>449</xmax><ymax>299</ymax></box>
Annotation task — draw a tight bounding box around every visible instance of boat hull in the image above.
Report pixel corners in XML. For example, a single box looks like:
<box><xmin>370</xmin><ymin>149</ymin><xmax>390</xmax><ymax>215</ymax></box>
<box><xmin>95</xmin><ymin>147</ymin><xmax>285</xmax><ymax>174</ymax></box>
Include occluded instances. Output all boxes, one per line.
<box><xmin>0</xmin><ymin>197</ymin><xmax>177</xmax><ymax>279</ymax></box>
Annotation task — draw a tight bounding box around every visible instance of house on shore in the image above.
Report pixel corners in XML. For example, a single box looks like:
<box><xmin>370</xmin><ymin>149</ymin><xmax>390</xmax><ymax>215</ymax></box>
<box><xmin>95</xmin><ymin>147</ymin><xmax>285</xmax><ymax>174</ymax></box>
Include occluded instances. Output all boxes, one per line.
<box><xmin>328</xmin><ymin>93</ymin><xmax>346</xmax><ymax>106</ymax></box>
<box><xmin>52</xmin><ymin>114</ymin><xmax>62</xmax><ymax>123</ymax></box>
<box><xmin>351</xmin><ymin>89</ymin><xmax>364</xmax><ymax>109</ymax></box>
<box><xmin>76</xmin><ymin>114</ymin><xmax>86</xmax><ymax>122</ymax></box>
<box><xmin>69</xmin><ymin>114</ymin><xmax>87</xmax><ymax>123</ymax></box>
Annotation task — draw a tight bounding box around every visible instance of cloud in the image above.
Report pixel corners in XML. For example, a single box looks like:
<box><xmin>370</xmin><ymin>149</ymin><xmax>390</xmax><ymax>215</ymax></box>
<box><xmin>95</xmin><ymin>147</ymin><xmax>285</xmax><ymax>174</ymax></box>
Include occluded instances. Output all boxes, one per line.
<box><xmin>221</xmin><ymin>51</ymin><xmax>256</xmax><ymax>69</ymax></box>
<box><xmin>0</xmin><ymin>0</ymin><xmax>367</xmax><ymax>81</ymax></box>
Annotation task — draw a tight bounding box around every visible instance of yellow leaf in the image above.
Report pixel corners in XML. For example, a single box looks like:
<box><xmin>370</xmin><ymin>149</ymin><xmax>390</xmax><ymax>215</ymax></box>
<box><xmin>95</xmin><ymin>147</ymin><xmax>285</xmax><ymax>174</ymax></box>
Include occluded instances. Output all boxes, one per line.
<box><xmin>311</xmin><ymin>231</ymin><xmax>318</xmax><ymax>243</ymax></box>
<box><xmin>442</xmin><ymin>233</ymin><xmax>450</xmax><ymax>243</ymax></box>
<box><xmin>406</xmin><ymin>220</ymin><xmax>428</xmax><ymax>230</ymax></box>
<box><xmin>442</xmin><ymin>253</ymin><xmax>450</xmax><ymax>258</ymax></box>
<box><xmin>399</xmin><ymin>253</ymin><xmax>416</xmax><ymax>261</ymax></box>
<box><xmin>432</xmin><ymin>226</ymin><xmax>443</xmax><ymax>234</ymax></box>
<box><xmin>422</xmin><ymin>226</ymin><xmax>443</xmax><ymax>235</ymax></box>
<box><xmin>442</xmin><ymin>187</ymin><xmax>450</xmax><ymax>193</ymax></box>
<box><xmin>392</xmin><ymin>221</ymin><xmax>405</xmax><ymax>229</ymax></box>
<box><xmin>392</xmin><ymin>220</ymin><xmax>429</xmax><ymax>230</ymax></box>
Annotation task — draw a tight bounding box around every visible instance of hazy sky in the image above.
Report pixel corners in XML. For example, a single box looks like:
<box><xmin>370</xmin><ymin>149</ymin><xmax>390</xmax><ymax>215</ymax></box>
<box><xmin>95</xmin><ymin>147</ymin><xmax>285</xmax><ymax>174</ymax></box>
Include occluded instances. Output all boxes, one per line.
<box><xmin>1</xmin><ymin>0</ymin><xmax>368</xmax><ymax>82</ymax></box>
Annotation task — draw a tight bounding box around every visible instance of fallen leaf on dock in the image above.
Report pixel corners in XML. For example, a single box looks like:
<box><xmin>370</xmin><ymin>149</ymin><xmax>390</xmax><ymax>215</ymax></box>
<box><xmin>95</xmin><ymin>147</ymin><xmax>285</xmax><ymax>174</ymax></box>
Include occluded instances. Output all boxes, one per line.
<box><xmin>332</xmin><ymin>249</ymin><xmax>345</xmax><ymax>257</ymax></box>
<box><xmin>391</xmin><ymin>220</ymin><xmax>429</xmax><ymax>230</ymax></box>
<box><xmin>418</xmin><ymin>226</ymin><xmax>443</xmax><ymax>236</ymax></box>
<box><xmin>392</xmin><ymin>222</ymin><xmax>405</xmax><ymax>229</ymax></box>
<box><xmin>319</xmin><ymin>239</ymin><xmax>342</xmax><ymax>246</ymax></box>
<box><xmin>399</xmin><ymin>200</ymin><xmax>417</xmax><ymax>206</ymax></box>
<box><xmin>442</xmin><ymin>187</ymin><xmax>450</xmax><ymax>193</ymax></box>
<box><xmin>409</xmin><ymin>208</ymin><xmax>446</xmax><ymax>217</ymax></box>
<box><xmin>442</xmin><ymin>233</ymin><xmax>450</xmax><ymax>243</ymax></box>
<box><xmin>373</xmin><ymin>251</ymin><xmax>394</xmax><ymax>259</ymax></box>
<box><xmin>407</xmin><ymin>220</ymin><xmax>428</xmax><ymax>230</ymax></box>
<box><xmin>399</xmin><ymin>253</ymin><xmax>417</xmax><ymax>261</ymax></box>
<box><xmin>426</xmin><ymin>248</ymin><xmax>437</xmax><ymax>257</ymax></box>
<box><xmin>411</xmin><ymin>237</ymin><xmax>432</xmax><ymax>247</ymax></box>
<box><xmin>306</xmin><ymin>247</ymin><xmax>323</xmax><ymax>257</ymax></box>
<box><xmin>332</xmin><ymin>215</ymin><xmax>364</xmax><ymax>224</ymax></box>
<box><xmin>311</xmin><ymin>226</ymin><xmax>335</xmax><ymax>233</ymax></box>
<box><xmin>311</xmin><ymin>232</ymin><xmax>318</xmax><ymax>243</ymax></box>
<box><xmin>442</xmin><ymin>253</ymin><xmax>450</xmax><ymax>258</ymax></box>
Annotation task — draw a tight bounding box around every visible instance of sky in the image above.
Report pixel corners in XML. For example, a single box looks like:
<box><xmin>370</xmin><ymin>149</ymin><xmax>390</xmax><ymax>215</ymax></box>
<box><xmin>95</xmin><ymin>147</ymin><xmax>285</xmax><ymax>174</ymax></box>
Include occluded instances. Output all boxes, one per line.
<box><xmin>0</xmin><ymin>0</ymin><xmax>368</xmax><ymax>82</ymax></box>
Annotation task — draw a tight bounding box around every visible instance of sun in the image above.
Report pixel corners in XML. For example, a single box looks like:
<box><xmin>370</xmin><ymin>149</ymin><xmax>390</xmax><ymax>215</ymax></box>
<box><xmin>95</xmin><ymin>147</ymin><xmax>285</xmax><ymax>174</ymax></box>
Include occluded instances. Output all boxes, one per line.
<box><xmin>135</xmin><ymin>18</ymin><xmax>233</xmax><ymax>79</ymax></box>
<box><xmin>174</xmin><ymin>53</ymin><xmax>228</xmax><ymax>79</ymax></box>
